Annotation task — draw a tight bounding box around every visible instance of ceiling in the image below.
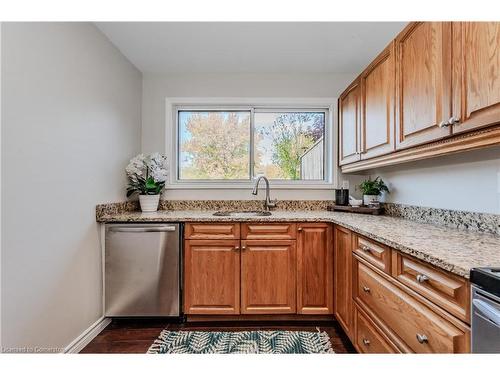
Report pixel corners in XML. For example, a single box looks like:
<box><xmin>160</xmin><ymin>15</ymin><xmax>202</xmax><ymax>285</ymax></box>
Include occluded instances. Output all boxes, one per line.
<box><xmin>95</xmin><ymin>22</ymin><xmax>407</xmax><ymax>74</ymax></box>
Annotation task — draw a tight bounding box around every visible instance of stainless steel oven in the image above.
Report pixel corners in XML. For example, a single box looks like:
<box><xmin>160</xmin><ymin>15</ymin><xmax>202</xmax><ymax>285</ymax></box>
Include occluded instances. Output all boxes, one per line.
<box><xmin>470</xmin><ymin>268</ymin><xmax>500</xmax><ymax>353</ymax></box>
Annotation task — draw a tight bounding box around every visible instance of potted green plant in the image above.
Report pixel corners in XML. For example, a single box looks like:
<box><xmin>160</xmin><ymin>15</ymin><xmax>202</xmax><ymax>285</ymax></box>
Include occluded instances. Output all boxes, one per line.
<box><xmin>358</xmin><ymin>176</ymin><xmax>389</xmax><ymax>206</ymax></box>
<box><xmin>126</xmin><ymin>153</ymin><xmax>168</xmax><ymax>212</ymax></box>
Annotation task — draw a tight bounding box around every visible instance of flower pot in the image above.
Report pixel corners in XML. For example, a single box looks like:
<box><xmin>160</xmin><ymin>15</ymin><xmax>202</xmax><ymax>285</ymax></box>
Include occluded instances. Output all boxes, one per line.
<box><xmin>139</xmin><ymin>194</ymin><xmax>160</xmax><ymax>212</ymax></box>
<box><xmin>363</xmin><ymin>194</ymin><xmax>379</xmax><ymax>206</ymax></box>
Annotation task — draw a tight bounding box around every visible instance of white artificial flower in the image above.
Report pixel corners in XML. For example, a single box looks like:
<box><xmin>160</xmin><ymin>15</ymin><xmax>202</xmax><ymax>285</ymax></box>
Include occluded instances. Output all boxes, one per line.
<box><xmin>146</xmin><ymin>153</ymin><xmax>168</xmax><ymax>183</ymax></box>
<box><xmin>151</xmin><ymin>168</ymin><xmax>168</xmax><ymax>182</ymax></box>
<box><xmin>125</xmin><ymin>154</ymin><xmax>146</xmax><ymax>178</ymax></box>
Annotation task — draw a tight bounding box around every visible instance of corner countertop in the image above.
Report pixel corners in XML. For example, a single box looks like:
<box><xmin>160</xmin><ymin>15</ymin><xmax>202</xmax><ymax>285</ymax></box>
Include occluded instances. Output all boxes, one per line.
<box><xmin>97</xmin><ymin>209</ymin><xmax>500</xmax><ymax>279</ymax></box>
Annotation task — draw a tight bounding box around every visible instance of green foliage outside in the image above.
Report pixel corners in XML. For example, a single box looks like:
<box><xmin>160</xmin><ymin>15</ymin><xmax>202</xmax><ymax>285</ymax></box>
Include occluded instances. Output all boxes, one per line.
<box><xmin>180</xmin><ymin>112</ymin><xmax>324</xmax><ymax>180</ymax></box>
<box><xmin>260</xmin><ymin>113</ymin><xmax>323</xmax><ymax>180</ymax></box>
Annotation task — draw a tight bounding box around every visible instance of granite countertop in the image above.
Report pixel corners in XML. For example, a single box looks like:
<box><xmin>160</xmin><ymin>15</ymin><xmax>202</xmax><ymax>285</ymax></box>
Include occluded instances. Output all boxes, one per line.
<box><xmin>97</xmin><ymin>209</ymin><xmax>500</xmax><ymax>279</ymax></box>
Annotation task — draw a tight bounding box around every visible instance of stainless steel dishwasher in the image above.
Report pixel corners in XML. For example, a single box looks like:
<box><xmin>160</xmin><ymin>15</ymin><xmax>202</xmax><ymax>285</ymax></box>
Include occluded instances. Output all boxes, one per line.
<box><xmin>470</xmin><ymin>267</ymin><xmax>500</xmax><ymax>353</ymax></box>
<box><xmin>104</xmin><ymin>223</ymin><xmax>181</xmax><ymax>317</ymax></box>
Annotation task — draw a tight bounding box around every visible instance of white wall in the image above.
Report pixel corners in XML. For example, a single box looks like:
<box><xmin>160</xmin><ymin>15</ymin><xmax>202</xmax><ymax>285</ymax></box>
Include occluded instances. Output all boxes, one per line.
<box><xmin>346</xmin><ymin>146</ymin><xmax>500</xmax><ymax>215</ymax></box>
<box><xmin>1</xmin><ymin>23</ymin><xmax>142</xmax><ymax>351</ymax></box>
<box><xmin>142</xmin><ymin>72</ymin><xmax>355</xmax><ymax>200</ymax></box>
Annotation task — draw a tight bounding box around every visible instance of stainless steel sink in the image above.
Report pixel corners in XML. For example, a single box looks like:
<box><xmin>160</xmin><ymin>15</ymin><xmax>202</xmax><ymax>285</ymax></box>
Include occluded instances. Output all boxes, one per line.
<box><xmin>213</xmin><ymin>210</ymin><xmax>272</xmax><ymax>217</ymax></box>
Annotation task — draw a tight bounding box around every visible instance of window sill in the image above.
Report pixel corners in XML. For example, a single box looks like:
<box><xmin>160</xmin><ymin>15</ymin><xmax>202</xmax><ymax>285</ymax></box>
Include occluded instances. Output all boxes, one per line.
<box><xmin>165</xmin><ymin>181</ymin><xmax>335</xmax><ymax>190</ymax></box>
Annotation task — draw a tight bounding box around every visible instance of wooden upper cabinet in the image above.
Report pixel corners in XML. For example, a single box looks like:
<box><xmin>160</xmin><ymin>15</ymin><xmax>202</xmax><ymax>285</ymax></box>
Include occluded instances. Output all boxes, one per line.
<box><xmin>339</xmin><ymin>80</ymin><xmax>361</xmax><ymax>165</ymax></box>
<box><xmin>395</xmin><ymin>22</ymin><xmax>453</xmax><ymax>149</ymax></box>
<box><xmin>360</xmin><ymin>42</ymin><xmax>396</xmax><ymax>159</ymax></box>
<box><xmin>334</xmin><ymin>225</ymin><xmax>354</xmax><ymax>340</ymax></box>
<box><xmin>297</xmin><ymin>223</ymin><xmax>333</xmax><ymax>314</ymax></box>
<box><xmin>184</xmin><ymin>239</ymin><xmax>240</xmax><ymax>315</ymax></box>
<box><xmin>240</xmin><ymin>240</ymin><xmax>296</xmax><ymax>314</ymax></box>
<box><xmin>452</xmin><ymin>22</ymin><xmax>500</xmax><ymax>134</ymax></box>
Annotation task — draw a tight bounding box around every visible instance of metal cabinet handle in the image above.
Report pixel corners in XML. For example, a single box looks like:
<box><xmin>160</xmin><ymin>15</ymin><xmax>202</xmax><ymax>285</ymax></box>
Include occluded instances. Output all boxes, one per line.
<box><xmin>361</xmin><ymin>245</ymin><xmax>371</xmax><ymax>252</ymax></box>
<box><xmin>438</xmin><ymin>120</ymin><xmax>450</xmax><ymax>128</ymax></box>
<box><xmin>448</xmin><ymin>116</ymin><xmax>460</xmax><ymax>125</ymax></box>
<box><xmin>362</xmin><ymin>286</ymin><xmax>371</xmax><ymax>293</ymax></box>
<box><xmin>416</xmin><ymin>274</ymin><xmax>429</xmax><ymax>283</ymax></box>
<box><xmin>362</xmin><ymin>338</ymin><xmax>370</xmax><ymax>346</ymax></box>
<box><xmin>298</xmin><ymin>227</ymin><xmax>303</xmax><ymax>231</ymax></box>
<box><xmin>241</xmin><ymin>246</ymin><xmax>246</xmax><ymax>250</ymax></box>
<box><xmin>235</xmin><ymin>246</ymin><xmax>240</xmax><ymax>251</ymax></box>
<box><xmin>108</xmin><ymin>226</ymin><xmax>177</xmax><ymax>233</ymax></box>
<box><xmin>416</xmin><ymin>333</ymin><xmax>428</xmax><ymax>344</ymax></box>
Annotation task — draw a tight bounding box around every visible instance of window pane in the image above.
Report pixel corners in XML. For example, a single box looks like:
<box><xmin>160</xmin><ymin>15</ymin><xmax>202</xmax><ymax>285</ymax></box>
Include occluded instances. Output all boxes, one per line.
<box><xmin>254</xmin><ymin>112</ymin><xmax>325</xmax><ymax>180</ymax></box>
<box><xmin>178</xmin><ymin>111</ymin><xmax>251</xmax><ymax>180</ymax></box>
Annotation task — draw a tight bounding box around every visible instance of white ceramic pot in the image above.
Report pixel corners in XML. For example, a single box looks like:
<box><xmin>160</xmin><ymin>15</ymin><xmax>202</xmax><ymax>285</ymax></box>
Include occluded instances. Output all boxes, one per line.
<box><xmin>363</xmin><ymin>194</ymin><xmax>379</xmax><ymax>206</ymax></box>
<box><xmin>139</xmin><ymin>194</ymin><xmax>160</xmax><ymax>212</ymax></box>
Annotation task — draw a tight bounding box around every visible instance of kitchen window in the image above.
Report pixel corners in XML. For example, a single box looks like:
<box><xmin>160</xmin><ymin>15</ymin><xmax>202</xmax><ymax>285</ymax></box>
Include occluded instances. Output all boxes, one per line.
<box><xmin>172</xmin><ymin>102</ymin><xmax>334</xmax><ymax>187</ymax></box>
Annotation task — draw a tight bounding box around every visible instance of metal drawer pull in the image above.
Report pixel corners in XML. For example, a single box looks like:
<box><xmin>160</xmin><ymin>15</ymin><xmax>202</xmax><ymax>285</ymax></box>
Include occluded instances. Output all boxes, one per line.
<box><xmin>362</xmin><ymin>338</ymin><xmax>370</xmax><ymax>346</ymax></box>
<box><xmin>298</xmin><ymin>227</ymin><xmax>303</xmax><ymax>231</ymax></box>
<box><xmin>361</xmin><ymin>245</ymin><xmax>371</xmax><ymax>252</ymax></box>
<box><xmin>235</xmin><ymin>246</ymin><xmax>240</xmax><ymax>251</ymax></box>
<box><xmin>362</xmin><ymin>286</ymin><xmax>371</xmax><ymax>293</ymax></box>
<box><xmin>241</xmin><ymin>246</ymin><xmax>246</xmax><ymax>250</ymax></box>
<box><xmin>416</xmin><ymin>334</ymin><xmax>428</xmax><ymax>344</ymax></box>
<box><xmin>416</xmin><ymin>274</ymin><xmax>430</xmax><ymax>283</ymax></box>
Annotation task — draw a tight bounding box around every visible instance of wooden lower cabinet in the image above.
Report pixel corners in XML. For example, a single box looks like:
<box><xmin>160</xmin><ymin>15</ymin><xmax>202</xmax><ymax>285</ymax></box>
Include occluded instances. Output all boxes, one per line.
<box><xmin>241</xmin><ymin>240</ymin><xmax>296</xmax><ymax>314</ymax></box>
<box><xmin>353</xmin><ymin>234</ymin><xmax>391</xmax><ymax>273</ymax></box>
<box><xmin>297</xmin><ymin>223</ymin><xmax>334</xmax><ymax>314</ymax></box>
<box><xmin>355</xmin><ymin>304</ymin><xmax>399</xmax><ymax>353</ymax></box>
<box><xmin>184</xmin><ymin>222</ymin><xmax>332</xmax><ymax>319</ymax></box>
<box><xmin>354</xmin><ymin>255</ymin><xmax>470</xmax><ymax>353</ymax></box>
<box><xmin>333</xmin><ymin>225</ymin><xmax>354</xmax><ymax>340</ymax></box>
<box><xmin>392</xmin><ymin>252</ymin><xmax>470</xmax><ymax>323</ymax></box>
<box><xmin>183</xmin><ymin>222</ymin><xmax>472</xmax><ymax>354</ymax></box>
<box><xmin>184</xmin><ymin>239</ymin><xmax>240</xmax><ymax>315</ymax></box>
<box><xmin>241</xmin><ymin>223</ymin><xmax>296</xmax><ymax>240</ymax></box>
<box><xmin>185</xmin><ymin>223</ymin><xmax>240</xmax><ymax>240</ymax></box>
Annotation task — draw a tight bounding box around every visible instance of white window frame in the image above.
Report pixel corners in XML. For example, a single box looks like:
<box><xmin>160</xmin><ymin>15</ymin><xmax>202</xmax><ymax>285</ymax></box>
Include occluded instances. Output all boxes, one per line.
<box><xmin>165</xmin><ymin>97</ymin><xmax>338</xmax><ymax>189</ymax></box>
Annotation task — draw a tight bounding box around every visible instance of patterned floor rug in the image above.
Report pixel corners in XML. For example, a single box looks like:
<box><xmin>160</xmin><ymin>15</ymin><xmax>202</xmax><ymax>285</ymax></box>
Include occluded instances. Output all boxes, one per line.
<box><xmin>147</xmin><ymin>329</ymin><xmax>334</xmax><ymax>354</ymax></box>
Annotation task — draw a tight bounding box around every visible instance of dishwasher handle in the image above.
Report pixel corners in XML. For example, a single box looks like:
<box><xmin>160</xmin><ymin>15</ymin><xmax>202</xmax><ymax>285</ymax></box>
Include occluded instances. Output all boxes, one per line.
<box><xmin>108</xmin><ymin>226</ymin><xmax>177</xmax><ymax>233</ymax></box>
<box><xmin>473</xmin><ymin>298</ymin><xmax>500</xmax><ymax>326</ymax></box>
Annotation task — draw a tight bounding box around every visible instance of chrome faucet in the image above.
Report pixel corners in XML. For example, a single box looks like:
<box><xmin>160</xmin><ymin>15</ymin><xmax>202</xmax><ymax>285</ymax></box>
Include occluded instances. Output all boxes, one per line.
<box><xmin>252</xmin><ymin>175</ymin><xmax>277</xmax><ymax>211</ymax></box>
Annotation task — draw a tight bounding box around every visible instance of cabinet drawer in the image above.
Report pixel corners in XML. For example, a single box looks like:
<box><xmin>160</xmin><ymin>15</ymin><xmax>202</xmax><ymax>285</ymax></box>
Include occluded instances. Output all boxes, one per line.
<box><xmin>353</xmin><ymin>235</ymin><xmax>391</xmax><ymax>273</ymax></box>
<box><xmin>355</xmin><ymin>258</ymin><xmax>469</xmax><ymax>353</ymax></box>
<box><xmin>185</xmin><ymin>223</ymin><xmax>240</xmax><ymax>240</ymax></box>
<box><xmin>355</xmin><ymin>305</ymin><xmax>399</xmax><ymax>353</ymax></box>
<box><xmin>392</xmin><ymin>253</ymin><xmax>470</xmax><ymax>323</ymax></box>
<box><xmin>241</xmin><ymin>223</ymin><xmax>297</xmax><ymax>240</ymax></box>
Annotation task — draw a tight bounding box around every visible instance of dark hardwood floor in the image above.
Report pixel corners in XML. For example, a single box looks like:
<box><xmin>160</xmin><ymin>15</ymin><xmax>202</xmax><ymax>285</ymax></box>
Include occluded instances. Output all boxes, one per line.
<box><xmin>81</xmin><ymin>318</ymin><xmax>356</xmax><ymax>354</ymax></box>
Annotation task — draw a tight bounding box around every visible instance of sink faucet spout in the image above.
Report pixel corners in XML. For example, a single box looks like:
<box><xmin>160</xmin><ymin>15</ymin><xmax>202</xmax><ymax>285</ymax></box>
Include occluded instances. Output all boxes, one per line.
<box><xmin>252</xmin><ymin>175</ymin><xmax>277</xmax><ymax>211</ymax></box>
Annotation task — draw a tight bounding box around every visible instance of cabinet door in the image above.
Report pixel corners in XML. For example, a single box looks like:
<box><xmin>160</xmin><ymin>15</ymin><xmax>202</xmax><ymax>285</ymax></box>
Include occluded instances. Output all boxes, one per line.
<box><xmin>241</xmin><ymin>240</ymin><xmax>296</xmax><ymax>314</ymax></box>
<box><xmin>339</xmin><ymin>80</ymin><xmax>361</xmax><ymax>165</ymax></box>
<box><xmin>184</xmin><ymin>239</ymin><xmax>240</xmax><ymax>315</ymax></box>
<box><xmin>452</xmin><ymin>22</ymin><xmax>500</xmax><ymax>134</ymax></box>
<box><xmin>334</xmin><ymin>226</ymin><xmax>354</xmax><ymax>340</ymax></box>
<box><xmin>297</xmin><ymin>223</ymin><xmax>333</xmax><ymax>314</ymax></box>
<box><xmin>396</xmin><ymin>22</ymin><xmax>452</xmax><ymax>149</ymax></box>
<box><xmin>361</xmin><ymin>42</ymin><xmax>396</xmax><ymax>159</ymax></box>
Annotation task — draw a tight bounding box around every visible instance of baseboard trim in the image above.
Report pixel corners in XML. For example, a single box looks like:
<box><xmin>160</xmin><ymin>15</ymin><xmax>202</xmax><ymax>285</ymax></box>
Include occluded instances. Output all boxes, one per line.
<box><xmin>64</xmin><ymin>317</ymin><xmax>111</xmax><ymax>353</ymax></box>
